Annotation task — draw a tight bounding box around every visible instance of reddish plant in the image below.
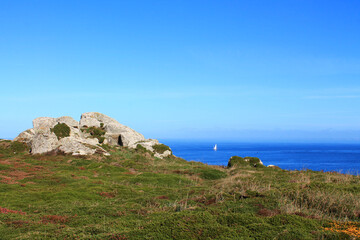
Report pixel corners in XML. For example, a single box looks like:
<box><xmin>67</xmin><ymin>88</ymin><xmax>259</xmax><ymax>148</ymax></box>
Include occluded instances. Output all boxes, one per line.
<box><xmin>41</xmin><ymin>215</ymin><xmax>70</xmax><ymax>224</ymax></box>
<box><xmin>109</xmin><ymin>233</ymin><xmax>128</xmax><ymax>240</ymax></box>
<box><xmin>257</xmin><ymin>208</ymin><xmax>281</xmax><ymax>217</ymax></box>
<box><xmin>0</xmin><ymin>207</ymin><xmax>26</xmax><ymax>215</ymax></box>
<box><xmin>92</xmin><ymin>180</ymin><xmax>104</xmax><ymax>184</ymax></box>
<box><xmin>99</xmin><ymin>192</ymin><xmax>116</xmax><ymax>198</ymax></box>
<box><xmin>5</xmin><ymin>220</ymin><xmax>30</xmax><ymax>228</ymax></box>
<box><xmin>155</xmin><ymin>195</ymin><xmax>169</xmax><ymax>199</ymax></box>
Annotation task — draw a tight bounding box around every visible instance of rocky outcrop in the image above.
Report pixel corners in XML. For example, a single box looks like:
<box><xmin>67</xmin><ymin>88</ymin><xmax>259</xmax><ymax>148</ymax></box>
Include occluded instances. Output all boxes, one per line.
<box><xmin>80</xmin><ymin>112</ymin><xmax>145</xmax><ymax>146</ymax></box>
<box><xmin>227</xmin><ymin>156</ymin><xmax>264</xmax><ymax>168</ymax></box>
<box><xmin>14</xmin><ymin>129</ymin><xmax>35</xmax><ymax>144</ymax></box>
<box><xmin>15</xmin><ymin>115</ymin><xmax>106</xmax><ymax>155</ymax></box>
<box><xmin>129</xmin><ymin>139</ymin><xmax>172</xmax><ymax>159</ymax></box>
<box><xmin>14</xmin><ymin>112</ymin><xmax>172</xmax><ymax>158</ymax></box>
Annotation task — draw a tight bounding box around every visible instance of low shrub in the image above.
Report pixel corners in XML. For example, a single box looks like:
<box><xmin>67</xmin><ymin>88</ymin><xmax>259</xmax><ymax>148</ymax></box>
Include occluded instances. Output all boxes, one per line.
<box><xmin>84</xmin><ymin>126</ymin><xmax>106</xmax><ymax>143</ymax></box>
<box><xmin>153</xmin><ymin>144</ymin><xmax>171</xmax><ymax>154</ymax></box>
<box><xmin>135</xmin><ymin>144</ymin><xmax>148</xmax><ymax>153</ymax></box>
<box><xmin>228</xmin><ymin>156</ymin><xmax>264</xmax><ymax>168</ymax></box>
<box><xmin>227</xmin><ymin>156</ymin><xmax>247</xmax><ymax>168</ymax></box>
<box><xmin>244</xmin><ymin>157</ymin><xmax>264</xmax><ymax>168</ymax></box>
<box><xmin>51</xmin><ymin>123</ymin><xmax>71</xmax><ymax>140</ymax></box>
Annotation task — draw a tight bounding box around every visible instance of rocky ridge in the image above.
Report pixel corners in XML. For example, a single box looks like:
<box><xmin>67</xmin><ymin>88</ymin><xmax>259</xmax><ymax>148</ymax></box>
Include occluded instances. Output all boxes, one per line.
<box><xmin>14</xmin><ymin>112</ymin><xmax>172</xmax><ymax>158</ymax></box>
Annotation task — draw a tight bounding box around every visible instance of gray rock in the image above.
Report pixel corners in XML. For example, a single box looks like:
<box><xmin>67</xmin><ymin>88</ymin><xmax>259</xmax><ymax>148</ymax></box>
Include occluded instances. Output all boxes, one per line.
<box><xmin>154</xmin><ymin>150</ymin><xmax>172</xmax><ymax>159</ymax></box>
<box><xmin>14</xmin><ymin>112</ymin><xmax>160</xmax><ymax>157</ymax></box>
<box><xmin>14</xmin><ymin>129</ymin><xmax>35</xmax><ymax>144</ymax></box>
<box><xmin>81</xmin><ymin>137</ymin><xmax>99</xmax><ymax>146</ymax></box>
<box><xmin>33</xmin><ymin>117</ymin><xmax>56</xmax><ymax>133</ymax></box>
<box><xmin>31</xmin><ymin>132</ymin><xmax>59</xmax><ymax>154</ymax></box>
<box><xmin>129</xmin><ymin>139</ymin><xmax>172</xmax><ymax>159</ymax></box>
<box><xmin>129</xmin><ymin>139</ymin><xmax>159</xmax><ymax>151</ymax></box>
<box><xmin>16</xmin><ymin>115</ymin><xmax>101</xmax><ymax>155</ymax></box>
<box><xmin>56</xmin><ymin>116</ymin><xmax>79</xmax><ymax>128</ymax></box>
<box><xmin>58</xmin><ymin>137</ymin><xmax>96</xmax><ymax>155</ymax></box>
<box><xmin>79</xmin><ymin>117</ymin><xmax>101</xmax><ymax>128</ymax></box>
<box><xmin>80</xmin><ymin>112</ymin><xmax>145</xmax><ymax>146</ymax></box>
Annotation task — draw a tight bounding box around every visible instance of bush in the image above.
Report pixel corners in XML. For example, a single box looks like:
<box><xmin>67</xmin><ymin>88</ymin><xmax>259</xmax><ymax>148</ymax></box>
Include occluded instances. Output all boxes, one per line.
<box><xmin>153</xmin><ymin>144</ymin><xmax>171</xmax><ymax>154</ymax></box>
<box><xmin>84</xmin><ymin>126</ymin><xmax>106</xmax><ymax>143</ymax></box>
<box><xmin>227</xmin><ymin>156</ymin><xmax>247</xmax><ymax>168</ymax></box>
<box><xmin>97</xmin><ymin>136</ymin><xmax>105</xmax><ymax>144</ymax></box>
<box><xmin>244</xmin><ymin>157</ymin><xmax>264</xmax><ymax>168</ymax></box>
<box><xmin>228</xmin><ymin>156</ymin><xmax>264</xmax><ymax>168</ymax></box>
<box><xmin>136</xmin><ymin>144</ymin><xmax>148</xmax><ymax>152</ymax></box>
<box><xmin>51</xmin><ymin>123</ymin><xmax>71</xmax><ymax>140</ymax></box>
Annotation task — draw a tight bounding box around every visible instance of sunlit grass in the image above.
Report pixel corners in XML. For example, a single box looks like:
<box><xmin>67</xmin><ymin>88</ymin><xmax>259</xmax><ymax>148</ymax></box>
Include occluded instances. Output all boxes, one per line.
<box><xmin>0</xmin><ymin>142</ymin><xmax>359</xmax><ymax>239</ymax></box>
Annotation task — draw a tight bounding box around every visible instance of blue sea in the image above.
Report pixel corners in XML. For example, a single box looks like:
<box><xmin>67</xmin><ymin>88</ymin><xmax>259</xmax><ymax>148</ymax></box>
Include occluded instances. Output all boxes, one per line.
<box><xmin>161</xmin><ymin>140</ymin><xmax>360</xmax><ymax>175</ymax></box>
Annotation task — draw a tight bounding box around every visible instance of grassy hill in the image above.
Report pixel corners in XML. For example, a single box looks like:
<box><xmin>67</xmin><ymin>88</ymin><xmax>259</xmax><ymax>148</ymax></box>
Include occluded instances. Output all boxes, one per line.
<box><xmin>0</xmin><ymin>140</ymin><xmax>359</xmax><ymax>239</ymax></box>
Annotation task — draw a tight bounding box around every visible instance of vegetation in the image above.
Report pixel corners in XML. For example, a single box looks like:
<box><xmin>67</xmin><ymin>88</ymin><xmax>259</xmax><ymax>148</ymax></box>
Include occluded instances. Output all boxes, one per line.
<box><xmin>0</xmin><ymin>142</ymin><xmax>359</xmax><ymax>239</ymax></box>
<box><xmin>82</xmin><ymin>126</ymin><xmax>106</xmax><ymax>144</ymax></box>
<box><xmin>50</xmin><ymin>123</ymin><xmax>71</xmax><ymax>140</ymax></box>
<box><xmin>227</xmin><ymin>156</ymin><xmax>247</xmax><ymax>167</ymax></box>
<box><xmin>152</xmin><ymin>143</ymin><xmax>171</xmax><ymax>154</ymax></box>
<box><xmin>9</xmin><ymin>141</ymin><xmax>28</xmax><ymax>153</ymax></box>
<box><xmin>244</xmin><ymin>156</ymin><xmax>264</xmax><ymax>168</ymax></box>
<box><xmin>134</xmin><ymin>144</ymin><xmax>149</xmax><ymax>153</ymax></box>
<box><xmin>228</xmin><ymin>156</ymin><xmax>264</xmax><ymax>168</ymax></box>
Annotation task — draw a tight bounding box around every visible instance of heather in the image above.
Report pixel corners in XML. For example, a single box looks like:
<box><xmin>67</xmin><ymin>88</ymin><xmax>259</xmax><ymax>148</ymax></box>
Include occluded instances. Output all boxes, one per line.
<box><xmin>0</xmin><ymin>140</ymin><xmax>359</xmax><ymax>239</ymax></box>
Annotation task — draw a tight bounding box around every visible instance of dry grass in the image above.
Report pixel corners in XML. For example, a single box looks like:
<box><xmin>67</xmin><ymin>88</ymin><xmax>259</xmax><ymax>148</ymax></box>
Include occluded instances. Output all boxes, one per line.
<box><xmin>279</xmin><ymin>189</ymin><xmax>360</xmax><ymax>220</ymax></box>
<box><xmin>289</xmin><ymin>172</ymin><xmax>311</xmax><ymax>184</ymax></box>
<box><xmin>214</xmin><ymin>171</ymin><xmax>271</xmax><ymax>195</ymax></box>
<box><xmin>324</xmin><ymin>171</ymin><xmax>355</xmax><ymax>184</ymax></box>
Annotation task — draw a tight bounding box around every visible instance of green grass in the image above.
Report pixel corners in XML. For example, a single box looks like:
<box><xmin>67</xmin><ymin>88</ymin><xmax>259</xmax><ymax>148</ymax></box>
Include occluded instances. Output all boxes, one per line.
<box><xmin>9</xmin><ymin>141</ymin><xmax>28</xmax><ymax>153</ymax></box>
<box><xmin>0</xmin><ymin>143</ymin><xmax>359</xmax><ymax>239</ymax></box>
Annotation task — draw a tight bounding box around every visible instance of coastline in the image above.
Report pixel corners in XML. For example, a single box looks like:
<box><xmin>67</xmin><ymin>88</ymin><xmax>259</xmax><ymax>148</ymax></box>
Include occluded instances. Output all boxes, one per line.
<box><xmin>162</xmin><ymin>140</ymin><xmax>360</xmax><ymax>175</ymax></box>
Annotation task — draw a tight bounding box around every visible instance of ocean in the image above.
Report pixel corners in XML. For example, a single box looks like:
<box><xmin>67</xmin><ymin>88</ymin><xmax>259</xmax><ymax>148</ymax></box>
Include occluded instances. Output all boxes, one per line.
<box><xmin>161</xmin><ymin>140</ymin><xmax>360</xmax><ymax>174</ymax></box>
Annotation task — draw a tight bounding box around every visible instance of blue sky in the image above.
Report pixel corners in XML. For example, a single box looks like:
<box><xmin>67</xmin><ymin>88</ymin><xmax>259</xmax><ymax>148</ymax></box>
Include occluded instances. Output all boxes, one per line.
<box><xmin>1</xmin><ymin>0</ymin><xmax>360</xmax><ymax>142</ymax></box>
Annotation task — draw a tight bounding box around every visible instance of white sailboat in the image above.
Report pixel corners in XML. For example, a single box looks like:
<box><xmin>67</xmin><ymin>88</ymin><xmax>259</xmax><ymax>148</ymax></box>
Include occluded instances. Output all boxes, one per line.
<box><xmin>213</xmin><ymin>144</ymin><xmax>217</xmax><ymax>151</ymax></box>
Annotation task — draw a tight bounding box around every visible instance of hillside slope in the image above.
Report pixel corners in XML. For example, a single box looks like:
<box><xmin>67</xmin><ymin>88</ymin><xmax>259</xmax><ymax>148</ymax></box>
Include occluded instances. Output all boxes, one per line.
<box><xmin>0</xmin><ymin>140</ymin><xmax>359</xmax><ymax>239</ymax></box>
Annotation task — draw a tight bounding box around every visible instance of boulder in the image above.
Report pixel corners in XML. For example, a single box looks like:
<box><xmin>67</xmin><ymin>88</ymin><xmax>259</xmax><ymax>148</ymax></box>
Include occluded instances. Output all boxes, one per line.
<box><xmin>154</xmin><ymin>150</ymin><xmax>172</xmax><ymax>159</ymax></box>
<box><xmin>14</xmin><ymin>129</ymin><xmax>35</xmax><ymax>144</ymax></box>
<box><xmin>13</xmin><ymin>112</ymin><xmax>156</xmax><ymax>157</ymax></box>
<box><xmin>80</xmin><ymin>112</ymin><xmax>145</xmax><ymax>146</ymax></box>
<box><xmin>129</xmin><ymin>139</ymin><xmax>159</xmax><ymax>151</ymax></box>
<box><xmin>129</xmin><ymin>139</ymin><xmax>172</xmax><ymax>159</ymax></box>
<box><xmin>56</xmin><ymin>116</ymin><xmax>79</xmax><ymax>128</ymax></box>
<box><xmin>14</xmin><ymin>115</ymin><xmax>107</xmax><ymax>156</ymax></box>
<box><xmin>267</xmin><ymin>165</ymin><xmax>281</xmax><ymax>169</ymax></box>
<box><xmin>31</xmin><ymin>132</ymin><xmax>59</xmax><ymax>154</ymax></box>
<box><xmin>228</xmin><ymin>156</ymin><xmax>264</xmax><ymax>168</ymax></box>
<box><xmin>33</xmin><ymin>117</ymin><xmax>56</xmax><ymax>133</ymax></box>
<box><xmin>58</xmin><ymin>138</ymin><xmax>96</xmax><ymax>156</ymax></box>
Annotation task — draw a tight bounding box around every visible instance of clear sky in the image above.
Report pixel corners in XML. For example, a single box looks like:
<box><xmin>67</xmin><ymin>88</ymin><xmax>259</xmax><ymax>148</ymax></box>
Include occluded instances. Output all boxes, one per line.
<box><xmin>1</xmin><ymin>0</ymin><xmax>360</xmax><ymax>142</ymax></box>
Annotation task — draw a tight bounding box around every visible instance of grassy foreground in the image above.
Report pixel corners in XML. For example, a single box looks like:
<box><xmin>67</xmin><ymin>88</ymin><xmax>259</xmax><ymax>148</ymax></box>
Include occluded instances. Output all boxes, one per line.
<box><xmin>0</xmin><ymin>140</ymin><xmax>359</xmax><ymax>239</ymax></box>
